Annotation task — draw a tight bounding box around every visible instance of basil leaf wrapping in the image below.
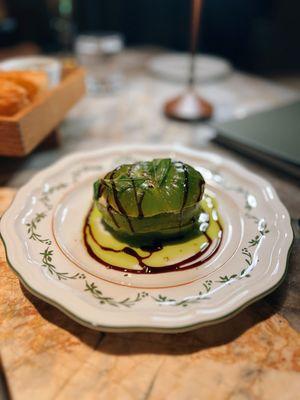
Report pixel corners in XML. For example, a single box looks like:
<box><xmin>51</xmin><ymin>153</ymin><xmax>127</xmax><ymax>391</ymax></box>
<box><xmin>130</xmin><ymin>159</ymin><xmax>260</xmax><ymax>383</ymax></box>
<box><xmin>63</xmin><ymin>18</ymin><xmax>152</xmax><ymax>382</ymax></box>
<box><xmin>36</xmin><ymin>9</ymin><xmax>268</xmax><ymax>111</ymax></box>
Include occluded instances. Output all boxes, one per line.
<box><xmin>93</xmin><ymin>158</ymin><xmax>205</xmax><ymax>238</ymax></box>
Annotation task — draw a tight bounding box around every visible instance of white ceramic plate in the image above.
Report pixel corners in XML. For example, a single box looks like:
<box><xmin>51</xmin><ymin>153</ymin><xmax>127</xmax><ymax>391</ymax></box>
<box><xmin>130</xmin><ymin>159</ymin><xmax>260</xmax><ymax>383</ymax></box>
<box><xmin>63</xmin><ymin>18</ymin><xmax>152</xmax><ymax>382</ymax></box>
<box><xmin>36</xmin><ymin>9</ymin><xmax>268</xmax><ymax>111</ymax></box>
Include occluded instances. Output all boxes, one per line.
<box><xmin>148</xmin><ymin>53</ymin><xmax>232</xmax><ymax>83</ymax></box>
<box><xmin>0</xmin><ymin>145</ymin><xmax>293</xmax><ymax>332</ymax></box>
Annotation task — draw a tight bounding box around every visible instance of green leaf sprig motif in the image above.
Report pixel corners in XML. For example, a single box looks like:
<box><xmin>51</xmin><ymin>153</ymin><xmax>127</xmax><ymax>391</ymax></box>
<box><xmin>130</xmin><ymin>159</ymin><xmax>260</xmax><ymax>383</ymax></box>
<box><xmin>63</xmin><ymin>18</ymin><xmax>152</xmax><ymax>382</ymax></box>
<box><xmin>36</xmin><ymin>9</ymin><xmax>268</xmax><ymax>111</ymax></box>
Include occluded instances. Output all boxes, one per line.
<box><xmin>26</xmin><ymin>213</ymin><xmax>52</xmax><ymax>245</ymax></box>
<box><xmin>41</xmin><ymin>247</ymin><xmax>86</xmax><ymax>280</ymax></box>
<box><xmin>248</xmin><ymin>224</ymin><xmax>269</xmax><ymax>247</ymax></box>
<box><xmin>153</xmin><ymin>295</ymin><xmax>204</xmax><ymax>307</ymax></box>
<box><xmin>152</xmin><ymin>279</ymin><xmax>213</xmax><ymax>307</ymax></box>
<box><xmin>216</xmin><ymin>224</ymin><xmax>269</xmax><ymax>284</ymax></box>
<box><xmin>85</xmin><ymin>281</ymin><xmax>148</xmax><ymax>307</ymax></box>
<box><xmin>39</xmin><ymin>183</ymin><xmax>68</xmax><ymax>210</ymax></box>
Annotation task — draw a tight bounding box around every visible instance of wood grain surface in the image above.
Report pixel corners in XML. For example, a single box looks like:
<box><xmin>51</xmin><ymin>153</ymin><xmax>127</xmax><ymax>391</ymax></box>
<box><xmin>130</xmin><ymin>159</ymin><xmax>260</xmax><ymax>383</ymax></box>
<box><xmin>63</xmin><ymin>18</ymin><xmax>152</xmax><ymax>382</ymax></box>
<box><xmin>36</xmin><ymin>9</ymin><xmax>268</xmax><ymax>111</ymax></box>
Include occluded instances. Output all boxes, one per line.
<box><xmin>0</xmin><ymin>189</ymin><xmax>300</xmax><ymax>400</ymax></box>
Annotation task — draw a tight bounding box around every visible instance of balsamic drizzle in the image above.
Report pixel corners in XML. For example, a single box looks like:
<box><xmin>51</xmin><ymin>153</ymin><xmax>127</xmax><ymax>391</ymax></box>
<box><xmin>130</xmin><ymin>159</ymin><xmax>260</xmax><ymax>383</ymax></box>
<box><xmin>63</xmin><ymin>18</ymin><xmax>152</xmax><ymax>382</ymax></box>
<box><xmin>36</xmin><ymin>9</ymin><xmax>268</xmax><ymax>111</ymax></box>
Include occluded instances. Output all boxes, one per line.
<box><xmin>137</xmin><ymin>192</ymin><xmax>145</xmax><ymax>219</ymax></box>
<box><xmin>83</xmin><ymin>208</ymin><xmax>223</xmax><ymax>275</ymax></box>
<box><xmin>128</xmin><ymin>164</ymin><xmax>145</xmax><ymax>219</ymax></box>
<box><xmin>106</xmin><ymin>205</ymin><xmax>120</xmax><ymax>228</ymax></box>
<box><xmin>97</xmin><ymin>182</ymin><xmax>104</xmax><ymax>199</ymax></box>
<box><xmin>110</xmin><ymin>167</ymin><xmax>134</xmax><ymax>233</ymax></box>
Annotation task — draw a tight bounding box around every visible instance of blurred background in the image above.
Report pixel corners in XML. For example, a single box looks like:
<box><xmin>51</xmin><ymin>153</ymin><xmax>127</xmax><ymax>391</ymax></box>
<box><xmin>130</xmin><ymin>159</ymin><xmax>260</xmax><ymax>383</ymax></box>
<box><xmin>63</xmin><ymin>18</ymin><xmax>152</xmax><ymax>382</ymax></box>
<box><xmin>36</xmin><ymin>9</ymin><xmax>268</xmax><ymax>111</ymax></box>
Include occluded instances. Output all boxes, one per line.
<box><xmin>0</xmin><ymin>0</ymin><xmax>299</xmax><ymax>75</ymax></box>
<box><xmin>0</xmin><ymin>0</ymin><xmax>299</xmax><ymax>181</ymax></box>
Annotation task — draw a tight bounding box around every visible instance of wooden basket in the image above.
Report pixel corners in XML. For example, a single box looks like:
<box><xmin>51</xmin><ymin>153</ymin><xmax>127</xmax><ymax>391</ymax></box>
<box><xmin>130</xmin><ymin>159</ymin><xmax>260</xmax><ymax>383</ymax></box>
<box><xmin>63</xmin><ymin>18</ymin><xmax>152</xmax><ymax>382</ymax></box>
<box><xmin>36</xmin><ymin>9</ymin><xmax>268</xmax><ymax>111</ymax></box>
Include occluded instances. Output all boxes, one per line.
<box><xmin>0</xmin><ymin>67</ymin><xmax>85</xmax><ymax>157</ymax></box>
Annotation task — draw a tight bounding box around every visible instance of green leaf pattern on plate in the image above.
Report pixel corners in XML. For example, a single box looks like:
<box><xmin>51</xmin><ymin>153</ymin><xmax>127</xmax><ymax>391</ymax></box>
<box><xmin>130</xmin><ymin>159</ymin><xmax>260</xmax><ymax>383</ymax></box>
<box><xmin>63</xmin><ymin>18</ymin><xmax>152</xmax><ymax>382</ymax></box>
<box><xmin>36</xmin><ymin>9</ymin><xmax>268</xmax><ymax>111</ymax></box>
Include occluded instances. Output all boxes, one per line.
<box><xmin>85</xmin><ymin>281</ymin><xmax>148</xmax><ymax>307</ymax></box>
<box><xmin>25</xmin><ymin>164</ymin><xmax>270</xmax><ymax>308</ymax></box>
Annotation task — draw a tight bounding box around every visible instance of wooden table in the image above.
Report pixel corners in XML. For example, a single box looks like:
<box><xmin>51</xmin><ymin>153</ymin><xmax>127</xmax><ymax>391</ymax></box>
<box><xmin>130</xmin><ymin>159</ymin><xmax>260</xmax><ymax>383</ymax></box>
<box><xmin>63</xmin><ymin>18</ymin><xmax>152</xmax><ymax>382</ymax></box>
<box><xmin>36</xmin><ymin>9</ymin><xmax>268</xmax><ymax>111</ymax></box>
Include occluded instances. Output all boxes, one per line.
<box><xmin>0</xmin><ymin>50</ymin><xmax>299</xmax><ymax>400</ymax></box>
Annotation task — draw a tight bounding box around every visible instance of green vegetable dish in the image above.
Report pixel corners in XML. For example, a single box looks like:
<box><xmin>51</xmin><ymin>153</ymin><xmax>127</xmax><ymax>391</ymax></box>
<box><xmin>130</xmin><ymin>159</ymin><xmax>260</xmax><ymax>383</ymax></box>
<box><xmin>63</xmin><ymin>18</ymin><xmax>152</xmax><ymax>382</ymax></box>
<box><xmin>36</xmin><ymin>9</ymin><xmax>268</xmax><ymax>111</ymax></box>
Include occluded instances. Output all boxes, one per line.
<box><xmin>84</xmin><ymin>158</ymin><xmax>223</xmax><ymax>274</ymax></box>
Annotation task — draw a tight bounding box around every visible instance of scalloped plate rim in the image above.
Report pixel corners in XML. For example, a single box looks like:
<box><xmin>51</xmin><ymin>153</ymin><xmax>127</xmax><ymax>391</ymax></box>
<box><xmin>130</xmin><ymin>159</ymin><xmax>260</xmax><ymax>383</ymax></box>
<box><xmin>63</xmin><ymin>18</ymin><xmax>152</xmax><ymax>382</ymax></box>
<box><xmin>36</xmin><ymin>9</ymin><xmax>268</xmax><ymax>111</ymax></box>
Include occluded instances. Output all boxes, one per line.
<box><xmin>0</xmin><ymin>144</ymin><xmax>294</xmax><ymax>332</ymax></box>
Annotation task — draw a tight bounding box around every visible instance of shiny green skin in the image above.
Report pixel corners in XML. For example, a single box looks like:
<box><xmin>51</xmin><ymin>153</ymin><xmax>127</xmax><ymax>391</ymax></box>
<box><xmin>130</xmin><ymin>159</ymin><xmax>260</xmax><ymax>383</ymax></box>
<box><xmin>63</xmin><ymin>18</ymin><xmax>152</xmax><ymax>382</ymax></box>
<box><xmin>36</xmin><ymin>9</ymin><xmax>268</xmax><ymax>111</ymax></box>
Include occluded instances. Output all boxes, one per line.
<box><xmin>93</xmin><ymin>158</ymin><xmax>205</xmax><ymax>238</ymax></box>
<box><xmin>97</xmin><ymin>201</ymin><xmax>202</xmax><ymax>240</ymax></box>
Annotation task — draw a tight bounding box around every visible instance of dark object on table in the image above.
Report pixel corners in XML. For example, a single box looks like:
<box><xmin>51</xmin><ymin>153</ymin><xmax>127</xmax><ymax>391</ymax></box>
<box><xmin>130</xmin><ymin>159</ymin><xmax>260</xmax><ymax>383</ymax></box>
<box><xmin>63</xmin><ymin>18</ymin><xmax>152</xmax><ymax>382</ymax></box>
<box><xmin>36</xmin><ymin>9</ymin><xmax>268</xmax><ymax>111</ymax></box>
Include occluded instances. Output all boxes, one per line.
<box><xmin>212</xmin><ymin>100</ymin><xmax>300</xmax><ymax>179</ymax></box>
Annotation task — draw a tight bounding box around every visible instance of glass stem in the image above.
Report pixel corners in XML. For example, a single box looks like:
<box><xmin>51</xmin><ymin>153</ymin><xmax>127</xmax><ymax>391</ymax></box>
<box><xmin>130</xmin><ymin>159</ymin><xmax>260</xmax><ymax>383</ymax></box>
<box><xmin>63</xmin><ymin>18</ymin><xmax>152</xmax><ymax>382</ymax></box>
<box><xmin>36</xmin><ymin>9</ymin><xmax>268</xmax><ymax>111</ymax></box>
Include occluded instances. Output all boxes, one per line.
<box><xmin>188</xmin><ymin>0</ymin><xmax>203</xmax><ymax>89</ymax></box>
